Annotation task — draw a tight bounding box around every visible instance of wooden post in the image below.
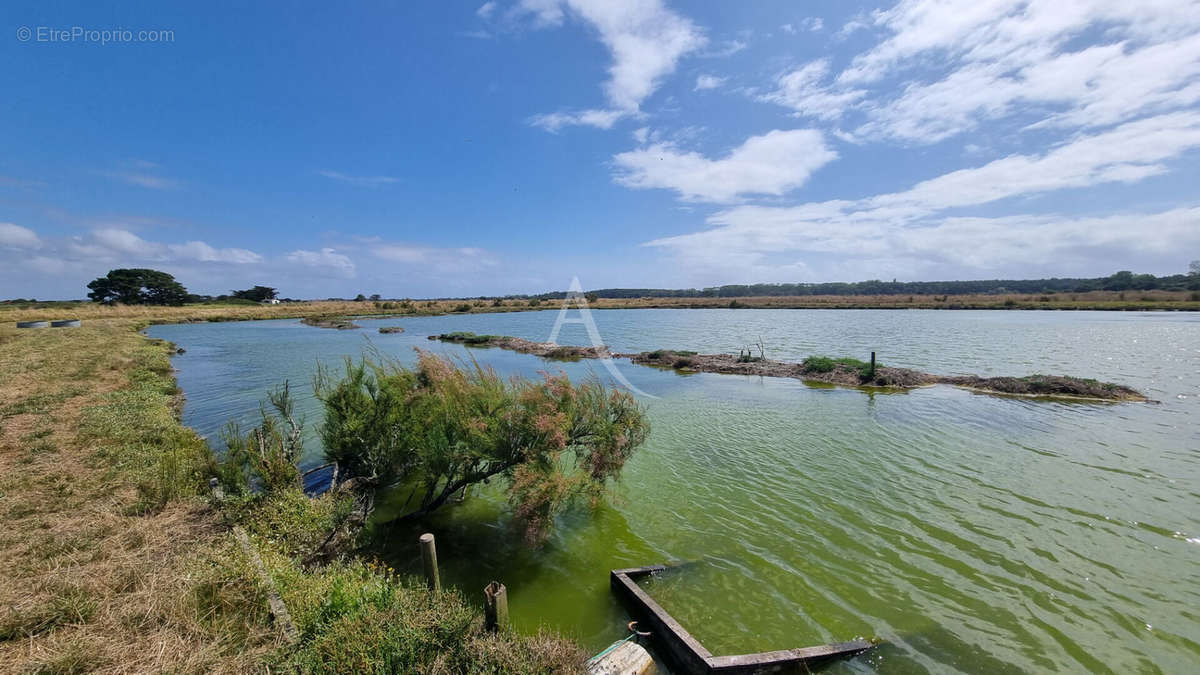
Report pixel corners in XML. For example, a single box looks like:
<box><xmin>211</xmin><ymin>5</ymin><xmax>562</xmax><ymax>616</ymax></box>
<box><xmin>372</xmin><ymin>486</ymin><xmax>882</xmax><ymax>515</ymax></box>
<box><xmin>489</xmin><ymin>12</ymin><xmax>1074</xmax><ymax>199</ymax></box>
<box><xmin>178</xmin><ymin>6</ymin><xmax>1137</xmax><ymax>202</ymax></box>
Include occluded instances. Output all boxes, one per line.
<box><xmin>869</xmin><ymin>352</ymin><xmax>876</xmax><ymax>378</ymax></box>
<box><xmin>419</xmin><ymin>533</ymin><xmax>440</xmax><ymax>592</ymax></box>
<box><xmin>484</xmin><ymin>581</ymin><xmax>508</xmax><ymax>632</ymax></box>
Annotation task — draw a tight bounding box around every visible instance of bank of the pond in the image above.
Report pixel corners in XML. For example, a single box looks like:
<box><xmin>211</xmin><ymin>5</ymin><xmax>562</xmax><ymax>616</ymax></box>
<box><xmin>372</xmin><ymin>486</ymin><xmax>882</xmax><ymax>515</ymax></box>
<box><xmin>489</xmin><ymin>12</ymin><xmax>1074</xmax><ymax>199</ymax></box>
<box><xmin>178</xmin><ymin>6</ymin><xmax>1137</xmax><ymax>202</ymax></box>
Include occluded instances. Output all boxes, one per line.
<box><xmin>0</xmin><ymin>319</ymin><xmax>586</xmax><ymax>673</ymax></box>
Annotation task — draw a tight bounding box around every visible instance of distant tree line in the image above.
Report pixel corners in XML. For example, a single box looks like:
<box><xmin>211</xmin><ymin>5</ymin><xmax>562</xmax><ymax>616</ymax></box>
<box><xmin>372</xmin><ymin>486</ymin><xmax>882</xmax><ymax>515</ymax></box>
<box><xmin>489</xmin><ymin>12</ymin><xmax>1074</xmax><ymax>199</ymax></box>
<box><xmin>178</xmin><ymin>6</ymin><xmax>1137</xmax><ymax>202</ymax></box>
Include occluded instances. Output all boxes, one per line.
<box><xmin>524</xmin><ymin>268</ymin><xmax>1200</xmax><ymax>300</ymax></box>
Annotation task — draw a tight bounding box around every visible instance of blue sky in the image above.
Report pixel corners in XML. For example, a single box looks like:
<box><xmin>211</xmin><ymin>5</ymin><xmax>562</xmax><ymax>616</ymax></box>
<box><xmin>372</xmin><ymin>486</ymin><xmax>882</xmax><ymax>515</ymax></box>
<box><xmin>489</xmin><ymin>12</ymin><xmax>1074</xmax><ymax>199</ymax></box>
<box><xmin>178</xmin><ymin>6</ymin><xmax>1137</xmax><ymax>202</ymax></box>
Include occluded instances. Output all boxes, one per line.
<box><xmin>2</xmin><ymin>1</ymin><xmax>1199</xmax><ymax>299</ymax></box>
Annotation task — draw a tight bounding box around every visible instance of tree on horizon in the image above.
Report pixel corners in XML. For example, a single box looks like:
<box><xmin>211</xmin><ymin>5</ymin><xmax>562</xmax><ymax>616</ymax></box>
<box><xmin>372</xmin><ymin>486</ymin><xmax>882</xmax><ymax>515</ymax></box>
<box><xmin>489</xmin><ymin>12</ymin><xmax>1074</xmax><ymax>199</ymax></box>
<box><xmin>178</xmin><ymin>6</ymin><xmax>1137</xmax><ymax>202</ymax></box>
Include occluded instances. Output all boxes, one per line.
<box><xmin>86</xmin><ymin>268</ymin><xmax>188</xmax><ymax>306</ymax></box>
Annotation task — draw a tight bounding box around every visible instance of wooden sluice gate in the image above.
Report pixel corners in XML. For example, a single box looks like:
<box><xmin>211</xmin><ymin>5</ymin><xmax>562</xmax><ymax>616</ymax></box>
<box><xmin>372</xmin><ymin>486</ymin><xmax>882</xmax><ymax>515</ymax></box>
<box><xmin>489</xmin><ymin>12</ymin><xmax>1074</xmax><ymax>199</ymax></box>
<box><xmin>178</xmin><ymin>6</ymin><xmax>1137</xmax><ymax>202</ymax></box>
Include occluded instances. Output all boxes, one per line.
<box><xmin>608</xmin><ymin>564</ymin><xmax>875</xmax><ymax>674</ymax></box>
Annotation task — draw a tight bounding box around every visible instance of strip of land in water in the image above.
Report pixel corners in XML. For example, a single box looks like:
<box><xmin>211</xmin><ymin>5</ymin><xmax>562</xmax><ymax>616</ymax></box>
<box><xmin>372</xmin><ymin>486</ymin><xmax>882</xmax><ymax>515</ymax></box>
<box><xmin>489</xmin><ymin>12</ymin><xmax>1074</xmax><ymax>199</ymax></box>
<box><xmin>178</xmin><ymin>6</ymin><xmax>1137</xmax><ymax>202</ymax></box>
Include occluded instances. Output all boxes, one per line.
<box><xmin>430</xmin><ymin>334</ymin><xmax>1149</xmax><ymax>402</ymax></box>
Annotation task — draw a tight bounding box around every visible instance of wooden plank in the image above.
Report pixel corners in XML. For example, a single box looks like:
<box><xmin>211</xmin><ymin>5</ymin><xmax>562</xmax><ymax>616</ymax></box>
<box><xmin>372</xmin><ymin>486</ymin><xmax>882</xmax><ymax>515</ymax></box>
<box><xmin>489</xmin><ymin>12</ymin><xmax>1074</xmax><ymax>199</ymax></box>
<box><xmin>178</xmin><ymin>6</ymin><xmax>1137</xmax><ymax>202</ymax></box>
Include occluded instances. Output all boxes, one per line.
<box><xmin>706</xmin><ymin>640</ymin><xmax>874</xmax><ymax>673</ymax></box>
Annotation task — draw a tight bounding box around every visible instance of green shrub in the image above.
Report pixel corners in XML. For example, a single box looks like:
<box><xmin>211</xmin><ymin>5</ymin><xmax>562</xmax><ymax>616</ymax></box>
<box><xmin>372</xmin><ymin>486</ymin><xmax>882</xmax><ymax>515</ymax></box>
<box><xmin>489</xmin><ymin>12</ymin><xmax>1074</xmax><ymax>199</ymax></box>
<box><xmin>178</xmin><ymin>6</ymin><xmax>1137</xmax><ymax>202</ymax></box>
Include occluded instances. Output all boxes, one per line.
<box><xmin>314</xmin><ymin>352</ymin><xmax>649</xmax><ymax>544</ymax></box>
<box><xmin>216</xmin><ymin>383</ymin><xmax>303</xmax><ymax>496</ymax></box>
<box><xmin>452</xmin><ymin>303</ymin><xmax>472</xmax><ymax>313</ymax></box>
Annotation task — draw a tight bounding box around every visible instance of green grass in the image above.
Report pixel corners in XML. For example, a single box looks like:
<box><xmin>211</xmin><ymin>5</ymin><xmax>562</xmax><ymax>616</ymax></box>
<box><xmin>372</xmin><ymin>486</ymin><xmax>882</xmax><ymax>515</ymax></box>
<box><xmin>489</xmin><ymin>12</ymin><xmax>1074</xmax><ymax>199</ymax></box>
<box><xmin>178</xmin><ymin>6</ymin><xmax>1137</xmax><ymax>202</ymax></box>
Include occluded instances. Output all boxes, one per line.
<box><xmin>78</xmin><ymin>341</ymin><xmax>214</xmax><ymax>513</ymax></box>
<box><xmin>437</xmin><ymin>331</ymin><xmax>500</xmax><ymax>345</ymax></box>
<box><xmin>802</xmin><ymin>356</ymin><xmax>879</xmax><ymax>378</ymax></box>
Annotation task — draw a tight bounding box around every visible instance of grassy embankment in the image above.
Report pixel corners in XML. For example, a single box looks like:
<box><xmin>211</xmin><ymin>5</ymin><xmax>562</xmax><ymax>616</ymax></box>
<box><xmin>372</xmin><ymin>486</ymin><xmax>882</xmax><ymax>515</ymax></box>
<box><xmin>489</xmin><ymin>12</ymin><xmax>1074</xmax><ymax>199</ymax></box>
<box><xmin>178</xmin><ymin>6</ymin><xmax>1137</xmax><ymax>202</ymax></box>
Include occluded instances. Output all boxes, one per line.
<box><xmin>0</xmin><ymin>319</ymin><xmax>582</xmax><ymax>673</ymax></box>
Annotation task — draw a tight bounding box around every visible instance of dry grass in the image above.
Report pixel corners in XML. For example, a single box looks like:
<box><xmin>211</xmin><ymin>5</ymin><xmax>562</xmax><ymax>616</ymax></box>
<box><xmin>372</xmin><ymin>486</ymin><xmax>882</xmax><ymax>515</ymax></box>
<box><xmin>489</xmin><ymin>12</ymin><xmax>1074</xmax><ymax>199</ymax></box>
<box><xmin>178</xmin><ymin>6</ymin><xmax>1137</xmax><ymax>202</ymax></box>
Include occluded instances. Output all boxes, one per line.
<box><xmin>0</xmin><ymin>320</ymin><xmax>277</xmax><ymax>673</ymax></box>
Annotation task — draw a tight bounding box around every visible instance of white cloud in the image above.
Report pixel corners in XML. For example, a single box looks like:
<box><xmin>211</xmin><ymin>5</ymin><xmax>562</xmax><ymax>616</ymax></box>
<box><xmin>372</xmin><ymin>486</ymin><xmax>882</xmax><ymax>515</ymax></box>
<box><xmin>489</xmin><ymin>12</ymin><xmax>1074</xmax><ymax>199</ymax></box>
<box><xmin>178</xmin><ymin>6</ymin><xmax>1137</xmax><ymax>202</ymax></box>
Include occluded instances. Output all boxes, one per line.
<box><xmin>643</xmin><ymin>112</ymin><xmax>1200</xmax><ymax>278</ymax></box>
<box><xmin>612</xmin><ymin>128</ymin><xmax>837</xmax><ymax>203</ymax></box>
<box><xmin>873</xmin><ymin>111</ymin><xmax>1200</xmax><ymax>212</ymax></box>
<box><xmin>100</xmin><ymin>171</ymin><xmax>177</xmax><ymax>190</ymax></box>
<box><xmin>830</xmin><ymin>0</ymin><xmax>1200</xmax><ymax>141</ymax></box>
<box><xmin>167</xmin><ymin>241</ymin><xmax>263</xmax><ymax>264</ymax></box>
<box><xmin>647</xmin><ymin>204</ymin><xmax>1200</xmax><ymax>282</ymax></box>
<box><xmin>760</xmin><ymin>59</ymin><xmax>867</xmax><ymax>120</ymax></box>
<box><xmin>85</xmin><ymin>228</ymin><xmax>263</xmax><ymax>264</ymax></box>
<box><xmin>512</xmin><ymin>0</ymin><xmax>566</xmax><ymax>27</ymax></box>
<box><xmin>783</xmin><ymin>18</ymin><xmax>823</xmax><ymax>34</ymax></box>
<box><xmin>758</xmin><ymin>0</ymin><xmax>1200</xmax><ymax>144</ymax></box>
<box><xmin>522</xmin><ymin>0</ymin><xmax>707</xmax><ymax>130</ymax></box>
<box><xmin>286</xmin><ymin>248</ymin><xmax>356</xmax><ymax>278</ymax></box>
<box><xmin>476</xmin><ymin>2</ymin><xmax>497</xmax><ymax>19</ymax></box>
<box><xmin>317</xmin><ymin>170</ymin><xmax>399</xmax><ymax>187</ymax></box>
<box><xmin>372</xmin><ymin>243</ymin><xmax>498</xmax><ymax>273</ymax></box>
<box><xmin>0</xmin><ymin>223</ymin><xmax>41</xmax><ymax>248</ymax></box>
<box><xmin>528</xmin><ymin>108</ymin><xmax>624</xmax><ymax>132</ymax></box>
<box><xmin>701</xmin><ymin>39</ymin><xmax>746</xmax><ymax>58</ymax></box>
<box><xmin>694</xmin><ymin>74</ymin><xmax>726</xmax><ymax>91</ymax></box>
<box><xmin>92</xmin><ymin>228</ymin><xmax>160</xmax><ymax>256</ymax></box>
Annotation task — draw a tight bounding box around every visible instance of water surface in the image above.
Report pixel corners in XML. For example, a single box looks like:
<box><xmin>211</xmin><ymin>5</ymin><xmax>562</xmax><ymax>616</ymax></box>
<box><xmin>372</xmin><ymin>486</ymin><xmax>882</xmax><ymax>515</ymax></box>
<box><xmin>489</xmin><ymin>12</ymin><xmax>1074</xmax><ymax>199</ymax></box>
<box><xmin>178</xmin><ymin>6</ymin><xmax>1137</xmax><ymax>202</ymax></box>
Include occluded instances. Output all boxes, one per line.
<box><xmin>148</xmin><ymin>309</ymin><xmax>1200</xmax><ymax>672</ymax></box>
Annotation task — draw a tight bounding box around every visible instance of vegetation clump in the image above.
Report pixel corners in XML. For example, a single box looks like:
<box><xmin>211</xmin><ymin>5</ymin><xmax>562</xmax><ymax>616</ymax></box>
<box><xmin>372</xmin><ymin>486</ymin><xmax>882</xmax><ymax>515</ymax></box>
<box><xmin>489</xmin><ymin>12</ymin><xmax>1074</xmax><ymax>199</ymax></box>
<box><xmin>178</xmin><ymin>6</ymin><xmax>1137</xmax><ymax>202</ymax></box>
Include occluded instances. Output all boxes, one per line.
<box><xmin>301</xmin><ymin>316</ymin><xmax>360</xmax><ymax>330</ymax></box>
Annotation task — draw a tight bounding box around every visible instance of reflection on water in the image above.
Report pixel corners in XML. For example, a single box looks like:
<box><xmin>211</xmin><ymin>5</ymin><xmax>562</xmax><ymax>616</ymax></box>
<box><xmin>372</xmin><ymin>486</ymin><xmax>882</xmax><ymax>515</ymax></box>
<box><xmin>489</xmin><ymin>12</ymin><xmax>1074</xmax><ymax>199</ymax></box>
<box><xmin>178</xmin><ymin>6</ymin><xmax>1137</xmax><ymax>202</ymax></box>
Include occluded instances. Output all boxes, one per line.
<box><xmin>149</xmin><ymin>309</ymin><xmax>1200</xmax><ymax>673</ymax></box>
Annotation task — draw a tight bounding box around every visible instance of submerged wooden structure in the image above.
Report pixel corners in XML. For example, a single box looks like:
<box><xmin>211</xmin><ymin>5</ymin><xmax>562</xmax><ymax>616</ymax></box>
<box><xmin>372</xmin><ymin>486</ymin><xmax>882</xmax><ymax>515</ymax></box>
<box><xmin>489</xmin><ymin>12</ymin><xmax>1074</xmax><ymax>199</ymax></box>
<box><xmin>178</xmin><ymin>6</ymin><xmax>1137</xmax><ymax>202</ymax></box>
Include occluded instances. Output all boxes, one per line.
<box><xmin>611</xmin><ymin>564</ymin><xmax>874</xmax><ymax>674</ymax></box>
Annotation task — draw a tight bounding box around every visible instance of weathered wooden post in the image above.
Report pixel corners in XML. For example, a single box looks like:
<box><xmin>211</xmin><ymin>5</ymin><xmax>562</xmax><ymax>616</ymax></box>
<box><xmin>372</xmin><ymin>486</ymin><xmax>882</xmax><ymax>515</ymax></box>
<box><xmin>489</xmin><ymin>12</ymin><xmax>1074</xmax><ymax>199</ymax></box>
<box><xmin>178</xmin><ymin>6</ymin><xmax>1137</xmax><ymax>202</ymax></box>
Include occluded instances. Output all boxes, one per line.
<box><xmin>484</xmin><ymin>581</ymin><xmax>508</xmax><ymax>632</ymax></box>
<box><xmin>870</xmin><ymin>351</ymin><xmax>876</xmax><ymax>378</ymax></box>
<box><xmin>419</xmin><ymin>533</ymin><xmax>440</xmax><ymax>592</ymax></box>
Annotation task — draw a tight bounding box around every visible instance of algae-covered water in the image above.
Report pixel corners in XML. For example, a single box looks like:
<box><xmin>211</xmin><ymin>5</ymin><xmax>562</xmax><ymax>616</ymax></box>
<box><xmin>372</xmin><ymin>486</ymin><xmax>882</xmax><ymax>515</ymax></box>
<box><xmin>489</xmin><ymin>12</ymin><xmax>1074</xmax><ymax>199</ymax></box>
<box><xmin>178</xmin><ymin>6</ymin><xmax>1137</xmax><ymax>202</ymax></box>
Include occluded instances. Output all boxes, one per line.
<box><xmin>148</xmin><ymin>309</ymin><xmax>1200</xmax><ymax>672</ymax></box>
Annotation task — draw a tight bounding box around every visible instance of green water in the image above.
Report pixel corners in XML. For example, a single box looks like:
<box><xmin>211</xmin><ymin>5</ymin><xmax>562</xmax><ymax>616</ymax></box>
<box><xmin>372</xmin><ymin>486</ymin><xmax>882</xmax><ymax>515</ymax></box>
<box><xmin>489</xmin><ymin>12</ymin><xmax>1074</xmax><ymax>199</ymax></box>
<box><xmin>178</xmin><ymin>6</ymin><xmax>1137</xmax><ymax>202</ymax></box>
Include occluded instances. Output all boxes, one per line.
<box><xmin>148</xmin><ymin>309</ymin><xmax>1200</xmax><ymax>672</ymax></box>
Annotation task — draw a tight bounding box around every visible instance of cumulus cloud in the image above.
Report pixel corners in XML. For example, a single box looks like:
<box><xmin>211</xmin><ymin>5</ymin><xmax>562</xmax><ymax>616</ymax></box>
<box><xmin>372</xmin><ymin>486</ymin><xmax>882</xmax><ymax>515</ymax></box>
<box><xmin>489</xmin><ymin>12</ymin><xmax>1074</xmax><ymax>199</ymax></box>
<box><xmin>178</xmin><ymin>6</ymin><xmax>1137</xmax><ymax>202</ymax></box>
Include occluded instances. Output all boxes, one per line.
<box><xmin>694</xmin><ymin>74</ymin><xmax>726</xmax><ymax>91</ymax></box>
<box><xmin>0</xmin><ymin>223</ymin><xmax>41</xmax><ymax>248</ymax></box>
<box><xmin>644</xmin><ymin>112</ymin><xmax>1200</xmax><ymax>279</ymax></box>
<box><xmin>520</xmin><ymin>0</ymin><xmax>707</xmax><ymax>130</ymax></box>
<box><xmin>286</xmin><ymin>248</ymin><xmax>356</xmax><ymax>278</ymax></box>
<box><xmin>759</xmin><ymin>0</ymin><xmax>1200</xmax><ymax>144</ymax></box>
<box><xmin>613</xmin><ymin>129</ymin><xmax>837</xmax><ymax>203</ymax></box>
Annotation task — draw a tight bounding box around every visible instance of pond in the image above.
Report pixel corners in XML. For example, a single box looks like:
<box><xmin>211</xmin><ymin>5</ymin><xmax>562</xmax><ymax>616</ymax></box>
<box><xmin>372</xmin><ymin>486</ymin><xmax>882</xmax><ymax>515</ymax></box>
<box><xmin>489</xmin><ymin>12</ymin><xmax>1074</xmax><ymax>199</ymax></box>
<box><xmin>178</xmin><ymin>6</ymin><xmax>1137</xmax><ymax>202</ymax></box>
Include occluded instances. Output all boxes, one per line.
<box><xmin>148</xmin><ymin>308</ymin><xmax>1200</xmax><ymax>673</ymax></box>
